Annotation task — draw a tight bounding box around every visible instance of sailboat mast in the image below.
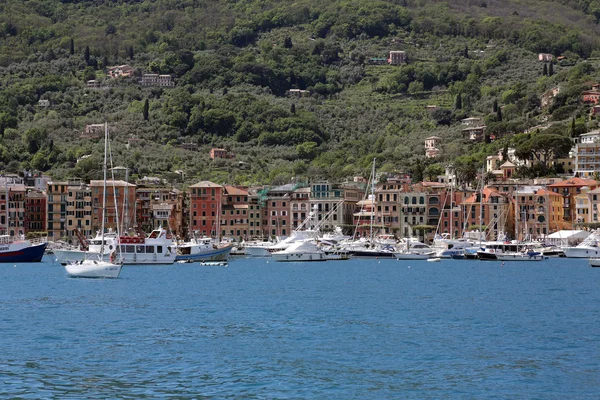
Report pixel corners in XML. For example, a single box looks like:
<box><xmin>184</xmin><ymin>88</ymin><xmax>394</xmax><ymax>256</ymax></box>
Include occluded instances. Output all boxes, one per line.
<box><xmin>100</xmin><ymin>122</ymin><xmax>108</xmax><ymax>255</ymax></box>
<box><xmin>514</xmin><ymin>187</ymin><xmax>519</xmax><ymax>241</ymax></box>
<box><xmin>4</xmin><ymin>175</ymin><xmax>8</xmax><ymax>236</ymax></box>
<box><xmin>369</xmin><ymin>158</ymin><xmax>376</xmax><ymax>242</ymax></box>
<box><xmin>479</xmin><ymin>167</ymin><xmax>483</xmax><ymax>245</ymax></box>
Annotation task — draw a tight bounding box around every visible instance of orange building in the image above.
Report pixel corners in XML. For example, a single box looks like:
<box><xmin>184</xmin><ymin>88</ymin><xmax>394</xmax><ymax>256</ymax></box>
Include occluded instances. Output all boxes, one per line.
<box><xmin>90</xmin><ymin>180</ymin><xmax>137</xmax><ymax>232</ymax></box>
<box><xmin>188</xmin><ymin>181</ymin><xmax>224</xmax><ymax>237</ymax></box>
<box><xmin>221</xmin><ymin>186</ymin><xmax>249</xmax><ymax>239</ymax></box>
<box><xmin>462</xmin><ymin>187</ymin><xmax>511</xmax><ymax>241</ymax></box>
<box><xmin>547</xmin><ymin>178</ymin><xmax>599</xmax><ymax>224</ymax></box>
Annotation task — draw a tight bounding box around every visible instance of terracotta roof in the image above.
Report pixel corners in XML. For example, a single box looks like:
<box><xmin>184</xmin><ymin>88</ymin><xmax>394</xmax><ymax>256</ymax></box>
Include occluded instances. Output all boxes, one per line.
<box><xmin>499</xmin><ymin>161</ymin><xmax>515</xmax><ymax>168</ymax></box>
<box><xmin>224</xmin><ymin>185</ymin><xmax>248</xmax><ymax>196</ymax></box>
<box><xmin>90</xmin><ymin>180</ymin><xmax>136</xmax><ymax>187</ymax></box>
<box><xmin>547</xmin><ymin>177</ymin><xmax>599</xmax><ymax>187</ymax></box>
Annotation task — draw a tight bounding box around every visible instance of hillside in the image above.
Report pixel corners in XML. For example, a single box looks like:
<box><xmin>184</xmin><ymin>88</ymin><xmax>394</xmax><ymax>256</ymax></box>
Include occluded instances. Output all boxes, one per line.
<box><xmin>1</xmin><ymin>0</ymin><xmax>600</xmax><ymax>186</ymax></box>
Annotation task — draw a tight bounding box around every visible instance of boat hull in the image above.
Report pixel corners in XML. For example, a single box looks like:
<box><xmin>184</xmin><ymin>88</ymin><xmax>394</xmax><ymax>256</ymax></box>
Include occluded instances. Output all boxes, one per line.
<box><xmin>564</xmin><ymin>247</ymin><xmax>600</xmax><ymax>258</ymax></box>
<box><xmin>589</xmin><ymin>258</ymin><xmax>600</xmax><ymax>267</ymax></box>
<box><xmin>272</xmin><ymin>253</ymin><xmax>327</xmax><ymax>262</ymax></box>
<box><xmin>175</xmin><ymin>245</ymin><xmax>232</xmax><ymax>262</ymax></box>
<box><xmin>346</xmin><ymin>250</ymin><xmax>396</xmax><ymax>259</ymax></box>
<box><xmin>395</xmin><ymin>252</ymin><xmax>434</xmax><ymax>260</ymax></box>
<box><xmin>496</xmin><ymin>253</ymin><xmax>546</xmax><ymax>261</ymax></box>
<box><xmin>65</xmin><ymin>260</ymin><xmax>122</xmax><ymax>278</ymax></box>
<box><xmin>0</xmin><ymin>242</ymin><xmax>47</xmax><ymax>263</ymax></box>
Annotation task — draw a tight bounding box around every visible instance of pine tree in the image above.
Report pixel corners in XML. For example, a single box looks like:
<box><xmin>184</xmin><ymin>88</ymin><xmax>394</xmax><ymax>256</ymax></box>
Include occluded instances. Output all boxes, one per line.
<box><xmin>143</xmin><ymin>99</ymin><xmax>149</xmax><ymax>121</ymax></box>
<box><xmin>549</xmin><ymin>62</ymin><xmax>554</xmax><ymax>76</ymax></box>
<box><xmin>70</xmin><ymin>38</ymin><xmax>74</xmax><ymax>55</ymax></box>
<box><xmin>84</xmin><ymin>46</ymin><xmax>90</xmax><ymax>65</ymax></box>
<box><xmin>493</xmin><ymin>99</ymin><xmax>498</xmax><ymax>112</ymax></box>
<box><xmin>455</xmin><ymin>93</ymin><xmax>462</xmax><ymax>110</ymax></box>
<box><xmin>497</xmin><ymin>106</ymin><xmax>502</xmax><ymax>122</ymax></box>
<box><xmin>543</xmin><ymin>63</ymin><xmax>548</xmax><ymax>76</ymax></box>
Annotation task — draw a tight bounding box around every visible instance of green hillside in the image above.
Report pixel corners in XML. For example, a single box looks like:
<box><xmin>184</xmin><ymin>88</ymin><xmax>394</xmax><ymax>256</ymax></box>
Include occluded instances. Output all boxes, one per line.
<box><xmin>1</xmin><ymin>0</ymin><xmax>600</xmax><ymax>185</ymax></box>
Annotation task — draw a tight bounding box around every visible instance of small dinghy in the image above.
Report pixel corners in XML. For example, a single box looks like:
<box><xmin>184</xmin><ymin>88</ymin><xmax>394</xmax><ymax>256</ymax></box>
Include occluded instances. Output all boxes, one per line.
<box><xmin>427</xmin><ymin>257</ymin><xmax>441</xmax><ymax>262</ymax></box>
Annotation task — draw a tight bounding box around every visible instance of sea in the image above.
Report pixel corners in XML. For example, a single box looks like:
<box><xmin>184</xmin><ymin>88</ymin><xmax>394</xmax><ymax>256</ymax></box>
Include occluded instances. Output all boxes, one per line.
<box><xmin>1</xmin><ymin>256</ymin><xmax>599</xmax><ymax>399</ymax></box>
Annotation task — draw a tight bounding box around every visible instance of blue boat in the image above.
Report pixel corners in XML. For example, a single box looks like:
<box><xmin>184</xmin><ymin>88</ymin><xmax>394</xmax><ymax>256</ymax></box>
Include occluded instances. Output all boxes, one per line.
<box><xmin>0</xmin><ymin>236</ymin><xmax>47</xmax><ymax>263</ymax></box>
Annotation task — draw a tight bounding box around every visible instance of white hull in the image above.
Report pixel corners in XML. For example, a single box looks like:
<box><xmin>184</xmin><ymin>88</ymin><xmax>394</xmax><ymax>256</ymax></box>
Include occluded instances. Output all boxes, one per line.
<box><xmin>496</xmin><ymin>253</ymin><xmax>545</xmax><ymax>261</ymax></box>
<box><xmin>589</xmin><ymin>258</ymin><xmax>600</xmax><ymax>267</ymax></box>
<box><xmin>564</xmin><ymin>247</ymin><xmax>600</xmax><ymax>258</ymax></box>
<box><xmin>272</xmin><ymin>252</ymin><xmax>327</xmax><ymax>262</ymax></box>
<box><xmin>65</xmin><ymin>260</ymin><xmax>122</xmax><ymax>278</ymax></box>
<box><xmin>395</xmin><ymin>252</ymin><xmax>434</xmax><ymax>260</ymax></box>
<box><xmin>245</xmin><ymin>246</ymin><xmax>274</xmax><ymax>257</ymax></box>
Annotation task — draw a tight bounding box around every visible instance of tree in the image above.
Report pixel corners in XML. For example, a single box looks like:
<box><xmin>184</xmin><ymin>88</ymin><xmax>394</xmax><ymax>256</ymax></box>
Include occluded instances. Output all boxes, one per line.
<box><xmin>70</xmin><ymin>38</ymin><xmax>74</xmax><ymax>55</ymax></box>
<box><xmin>493</xmin><ymin>99</ymin><xmax>498</xmax><ymax>112</ymax></box>
<box><xmin>549</xmin><ymin>62</ymin><xmax>554</xmax><ymax>76</ymax></box>
<box><xmin>284</xmin><ymin>37</ymin><xmax>293</xmax><ymax>48</ymax></box>
<box><xmin>290</xmin><ymin>103</ymin><xmax>296</xmax><ymax>114</ymax></box>
<box><xmin>464</xmin><ymin>45</ymin><xmax>469</xmax><ymax>58</ymax></box>
<box><xmin>424</xmin><ymin>164</ymin><xmax>445</xmax><ymax>181</ymax></box>
<box><xmin>143</xmin><ymin>99</ymin><xmax>149</xmax><ymax>121</ymax></box>
<box><xmin>455</xmin><ymin>93</ymin><xmax>462</xmax><ymax>110</ymax></box>
<box><xmin>543</xmin><ymin>63</ymin><xmax>548</xmax><ymax>76</ymax></box>
<box><xmin>106</xmin><ymin>24</ymin><xmax>117</xmax><ymax>35</ymax></box>
<box><xmin>128</xmin><ymin>46</ymin><xmax>134</xmax><ymax>60</ymax></box>
<box><xmin>496</xmin><ymin>105</ymin><xmax>502</xmax><ymax>122</ymax></box>
<box><xmin>84</xmin><ymin>46</ymin><xmax>90</xmax><ymax>65</ymax></box>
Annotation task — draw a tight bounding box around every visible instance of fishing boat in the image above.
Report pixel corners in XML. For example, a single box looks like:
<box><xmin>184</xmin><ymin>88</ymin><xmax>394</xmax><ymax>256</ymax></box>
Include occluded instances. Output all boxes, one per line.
<box><xmin>176</xmin><ymin>235</ymin><xmax>232</xmax><ymax>262</ymax></box>
<box><xmin>0</xmin><ymin>235</ymin><xmax>47</xmax><ymax>263</ymax></box>
<box><xmin>65</xmin><ymin>123</ymin><xmax>122</xmax><ymax>279</ymax></box>
<box><xmin>118</xmin><ymin>227</ymin><xmax>176</xmax><ymax>265</ymax></box>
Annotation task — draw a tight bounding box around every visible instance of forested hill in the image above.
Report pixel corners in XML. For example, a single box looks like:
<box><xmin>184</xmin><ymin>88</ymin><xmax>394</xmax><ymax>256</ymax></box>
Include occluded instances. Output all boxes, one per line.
<box><xmin>2</xmin><ymin>0</ymin><xmax>600</xmax><ymax>186</ymax></box>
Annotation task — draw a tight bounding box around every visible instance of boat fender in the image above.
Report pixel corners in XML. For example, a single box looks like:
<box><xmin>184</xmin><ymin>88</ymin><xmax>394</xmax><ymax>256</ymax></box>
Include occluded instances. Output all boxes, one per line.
<box><xmin>110</xmin><ymin>251</ymin><xmax>116</xmax><ymax>263</ymax></box>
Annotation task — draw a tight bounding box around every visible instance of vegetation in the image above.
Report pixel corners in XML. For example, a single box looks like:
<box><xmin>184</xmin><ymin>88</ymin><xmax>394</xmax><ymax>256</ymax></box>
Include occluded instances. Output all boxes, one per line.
<box><xmin>2</xmin><ymin>0</ymin><xmax>600</xmax><ymax>186</ymax></box>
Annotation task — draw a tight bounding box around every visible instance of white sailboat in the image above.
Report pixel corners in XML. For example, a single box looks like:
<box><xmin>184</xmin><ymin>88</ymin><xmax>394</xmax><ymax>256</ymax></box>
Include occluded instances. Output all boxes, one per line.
<box><xmin>65</xmin><ymin>123</ymin><xmax>122</xmax><ymax>278</ymax></box>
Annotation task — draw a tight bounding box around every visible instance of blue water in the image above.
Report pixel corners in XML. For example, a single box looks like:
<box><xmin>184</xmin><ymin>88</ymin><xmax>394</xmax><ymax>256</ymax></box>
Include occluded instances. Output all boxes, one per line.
<box><xmin>1</xmin><ymin>257</ymin><xmax>599</xmax><ymax>398</ymax></box>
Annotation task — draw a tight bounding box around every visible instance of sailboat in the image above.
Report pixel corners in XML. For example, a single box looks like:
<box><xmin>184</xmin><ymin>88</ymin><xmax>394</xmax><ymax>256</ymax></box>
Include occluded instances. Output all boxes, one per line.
<box><xmin>65</xmin><ymin>123</ymin><xmax>122</xmax><ymax>278</ymax></box>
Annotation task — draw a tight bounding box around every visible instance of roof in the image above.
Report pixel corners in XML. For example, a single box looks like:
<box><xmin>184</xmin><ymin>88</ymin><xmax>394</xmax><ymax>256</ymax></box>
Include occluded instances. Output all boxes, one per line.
<box><xmin>463</xmin><ymin>187</ymin><xmax>504</xmax><ymax>204</ymax></box>
<box><xmin>188</xmin><ymin>181</ymin><xmax>223</xmax><ymax>188</ymax></box>
<box><xmin>499</xmin><ymin>161</ymin><xmax>515</xmax><ymax>168</ymax></box>
<box><xmin>224</xmin><ymin>185</ymin><xmax>248</xmax><ymax>196</ymax></box>
<box><xmin>90</xmin><ymin>180</ymin><xmax>135</xmax><ymax>187</ymax></box>
<box><xmin>547</xmin><ymin>230</ymin><xmax>590</xmax><ymax>239</ymax></box>
<box><xmin>547</xmin><ymin>177</ymin><xmax>599</xmax><ymax>188</ymax></box>
<box><xmin>426</xmin><ymin>136</ymin><xmax>441</xmax><ymax>140</ymax></box>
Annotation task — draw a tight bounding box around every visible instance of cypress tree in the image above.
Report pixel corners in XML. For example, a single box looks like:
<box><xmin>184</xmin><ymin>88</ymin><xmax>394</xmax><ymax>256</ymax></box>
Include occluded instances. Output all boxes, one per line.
<box><xmin>290</xmin><ymin>103</ymin><xmax>296</xmax><ymax>114</ymax></box>
<box><xmin>143</xmin><ymin>99</ymin><xmax>149</xmax><ymax>121</ymax></box>
<box><xmin>455</xmin><ymin>93</ymin><xmax>462</xmax><ymax>110</ymax></box>
<box><xmin>571</xmin><ymin>117</ymin><xmax>576</xmax><ymax>137</ymax></box>
<box><xmin>84</xmin><ymin>46</ymin><xmax>90</xmax><ymax>65</ymax></box>
<box><xmin>549</xmin><ymin>62</ymin><xmax>554</xmax><ymax>76</ymax></box>
<box><xmin>70</xmin><ymin>38</ymin><xmax>74</xmax><ymax>55</ymax></box>
<box><xmin>496</xmin><ymin>106</ymin><xmax>502</xmax><ymax>122</ymax></box>
<box><xmin>543</xmin><ymin>63</ymin><xmax>548</xmax><ymax>76</ymax></box>
<box><xmin>464</xmin><ymin>45</ymin><xmax>469</xmax><ymax>58</ymax></box>
<box><xmin>128</xmin><ymin>46</ymin><xmax>134</xmax><ymax>60</ymax></box>
<box><xmin>492</xmin><ymin>99</ymin><xmax>498</xmax><ymax>112</ymax></box>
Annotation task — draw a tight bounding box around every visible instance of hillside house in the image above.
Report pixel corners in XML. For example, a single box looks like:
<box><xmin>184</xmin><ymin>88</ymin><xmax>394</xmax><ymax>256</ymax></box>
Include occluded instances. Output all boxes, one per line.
<box><xmin>37</xmin><ymin>99</ymin><xmax>50</xmax><ymax>107</ymax></box>
<box><xmin>86</xmin><ymin>80</ymin><xmax>100</xmax><ymax>88</ymax></box>
<box><xmin>462</xmin><ymin>126</ymin><xmax>487</xmax><ymax>142</ymax></box>
<box><xmin>107</xmin><ymin>65</ymin><xmax>135</xmax><ymax>79</ymax></box>
<box><xmin>388</xmin><ymin>51</ymin><xmax>406</xmax><ymax>65</ymax></box>
<box><xmin>80</xmin><ymin>124</ymin><xmax>105</xmax><ymax>139</ymax></box>
<box><xmin>461</xmin><ymin>117</ymin><xmax>482</xmax><ymax>126</ymax></box>
<box><xmin>538</xmin><ymin>53</ymin><xmax>553</xmax><ymax>62</ymax></box>
<box><xmin>140</xmin><ymin>74</ymin><xmax>175</xmax><ymax>87</ymax></box>
<box><xmin>286</xmin><ymin>89</ymin><xmax>310</xmax><ymax>97</ymax></box>
<box><xmin>210</xmin><ymin>148</ymin><xmax>234</xmax><ymax>160</ymax></box>
<box><xmin>424</xmin><ymin>136</ymin><xmax>441</xmax><ymax>158</ymax></box>
<box><xmin>541</xmin><ymin>86</ymin><xmax>560</xmax><ymax>108</ymax></box>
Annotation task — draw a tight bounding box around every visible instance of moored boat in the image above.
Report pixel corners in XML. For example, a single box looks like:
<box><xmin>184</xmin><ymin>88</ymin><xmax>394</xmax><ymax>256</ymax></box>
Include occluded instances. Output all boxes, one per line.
<box><xmin>0</xmin><ymin>235</ymin><xmax>47</xmax><ymax>263</ymax></box>
<box><xmin>589</xmin><ymin>258</ymin><xmax>600</xmax><ymax>267</ymax></box>
<box><xmin>496</xmin><ymin>251</ymin><xmax>546</xmax><ymax>261</ymax></box>
<box><xmin>65</xmin><ymin>259</ymin><xmax>122</xmax><ymax>278</ymax></box>
<box><xmin>176</xmin><ymin>236</ymin><xmax>232</xmax><ymax>262</ymax></box>
<box><xmin>272</xmin><ymin>240</ymin><xmax>327</xmax><ymax>262</ymax></box>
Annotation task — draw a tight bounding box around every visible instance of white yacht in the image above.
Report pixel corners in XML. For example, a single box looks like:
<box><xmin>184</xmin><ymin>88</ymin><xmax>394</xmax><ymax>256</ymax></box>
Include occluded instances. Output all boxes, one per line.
<box><xmin>271</xmin><ymin>240</ymin><xmax>327</xmax><ymax>262</ymax></box>
<box><xmin>563</xmin><ymin>231</ymin><xmax>600</xmax><ymax>258</ymax></box>
<box><xmin>176</xmin><ymin>236</ymin><xmax>232</xmax><ymax>262</ymax></box>
<box><xmin>118</xmin><ymin>228</ymin><xmax>176</xmax><ymax>265</ymax></box>
<box><xmin>433</xmin><ymin>233</ymin><xmax>478</xmax><ymax>258</ymax></box>
<box><xmin>394</xmin><ymin>238</ymin><xmax>435</xmax><ymax>260</ymax></box>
